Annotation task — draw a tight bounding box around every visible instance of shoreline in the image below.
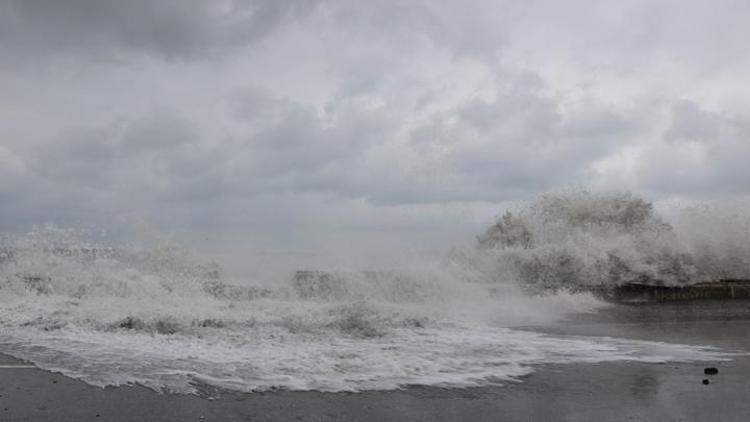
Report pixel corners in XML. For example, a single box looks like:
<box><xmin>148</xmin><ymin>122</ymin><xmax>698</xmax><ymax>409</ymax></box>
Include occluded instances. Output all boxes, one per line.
<box><xmin>2</xmin><ymin>352</ymin><xmax>747</xmax><ymax>422</ymax></box>
<box><xmin>2</xmin><ymin>305</ymin><xmax>750</xmax><ymax>421</ymax></box>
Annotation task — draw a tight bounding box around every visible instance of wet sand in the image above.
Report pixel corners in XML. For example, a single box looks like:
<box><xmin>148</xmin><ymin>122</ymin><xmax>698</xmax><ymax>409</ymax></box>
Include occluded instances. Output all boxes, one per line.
<box><xmin>2</xmin><ymin>303</ymin><xmax>749</xmax><ymax>422</ymax></box>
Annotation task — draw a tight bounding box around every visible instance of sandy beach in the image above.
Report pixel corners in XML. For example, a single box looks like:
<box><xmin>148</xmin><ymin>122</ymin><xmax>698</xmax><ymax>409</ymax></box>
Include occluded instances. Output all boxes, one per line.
<box><xmin>2</xmin><ymin>302</ymin><xmax>749</xmax><ymax>422</ymax></box>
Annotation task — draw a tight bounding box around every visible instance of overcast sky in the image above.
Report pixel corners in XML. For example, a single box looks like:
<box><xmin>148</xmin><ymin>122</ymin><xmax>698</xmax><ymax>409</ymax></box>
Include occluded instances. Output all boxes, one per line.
<box><xmin>1</xmin><ymin>0</ymin><xmax>749</xmax><ymax>251</ymax></box>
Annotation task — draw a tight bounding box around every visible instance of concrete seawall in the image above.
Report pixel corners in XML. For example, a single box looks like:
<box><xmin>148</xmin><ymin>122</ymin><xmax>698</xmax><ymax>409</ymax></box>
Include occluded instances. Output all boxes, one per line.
<box><xmin>591</xmin><ymin>280</ymin><xmax>750</xmax><ymax>304</ymax></box>
<box><xmin>291</xmin><ymin>271</ymin><xmax>750</xmax><ymax>304</ymax></box>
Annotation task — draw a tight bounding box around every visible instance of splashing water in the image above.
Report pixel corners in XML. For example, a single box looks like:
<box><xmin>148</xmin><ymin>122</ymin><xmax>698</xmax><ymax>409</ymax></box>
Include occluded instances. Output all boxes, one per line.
<box><xmin>477</xmin><ymin>190</ymin><xmax>750</xmax><ymax>290</ymax></box>
<box><xmin>0</xmin><ymin>191</ymin><xmax>747</xmax><ymax>394</ymax></box>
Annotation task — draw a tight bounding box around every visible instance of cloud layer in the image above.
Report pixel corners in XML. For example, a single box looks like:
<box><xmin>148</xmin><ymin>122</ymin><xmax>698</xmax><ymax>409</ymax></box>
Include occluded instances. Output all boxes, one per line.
<box><xmin>1</xmin><ymin>0</ymin><xmax>749</xmax><ymax>248</ymax></box>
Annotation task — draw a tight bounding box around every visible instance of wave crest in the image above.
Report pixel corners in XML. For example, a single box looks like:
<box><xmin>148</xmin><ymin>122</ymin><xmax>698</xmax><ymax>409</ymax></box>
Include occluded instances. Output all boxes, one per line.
<box><xmin>478</xmin><ymin>190</ymin><xmax>750</xmax><ymax>289</ymax></box>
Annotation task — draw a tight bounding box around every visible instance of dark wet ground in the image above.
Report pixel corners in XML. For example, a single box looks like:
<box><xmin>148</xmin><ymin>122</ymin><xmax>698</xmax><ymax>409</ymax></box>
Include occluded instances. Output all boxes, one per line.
<box><xmin>539</xmin><ymin>301</ymin><xmax>750</xmax><ymax>350</ymax></box>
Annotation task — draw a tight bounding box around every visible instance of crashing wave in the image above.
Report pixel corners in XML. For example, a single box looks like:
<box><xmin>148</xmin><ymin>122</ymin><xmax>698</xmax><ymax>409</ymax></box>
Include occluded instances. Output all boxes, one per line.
<box><xmin>477</xmin><ymin>190</ymin><xmax>750</xmax><ymax>290</ymax></box>
<box><xmin>0</xmin><ymin>192</ymin><xmax>747</xmax><ymax>393</ymax></box>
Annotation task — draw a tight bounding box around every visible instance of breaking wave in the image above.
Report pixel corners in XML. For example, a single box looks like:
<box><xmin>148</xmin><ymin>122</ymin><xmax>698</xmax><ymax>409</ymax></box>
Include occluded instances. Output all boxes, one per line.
<box><xmin>477</xmin><ymin>190</ymin><xmax>750</xmax><ymax>290</ymax></box>
<box><xmin>0</xmin><ymin>190</ymin><xmax>746</xmax><ymax>393</ymax></box>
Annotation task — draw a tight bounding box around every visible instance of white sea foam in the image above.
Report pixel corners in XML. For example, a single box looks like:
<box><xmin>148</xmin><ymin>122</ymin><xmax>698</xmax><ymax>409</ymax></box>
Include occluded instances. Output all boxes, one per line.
<box><xmin>1</xmin><ymin>191</ymin><xmax>748</xmax><ymax>394</ymax></box>
<box><xmin>0</xmin><ymin>322</ymin><xmax>734</xmax><ymax>393</ymax></box>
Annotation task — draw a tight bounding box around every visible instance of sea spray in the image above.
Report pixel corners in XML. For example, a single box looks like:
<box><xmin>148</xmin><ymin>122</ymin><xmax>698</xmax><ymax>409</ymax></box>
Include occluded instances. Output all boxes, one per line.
<box><xmin>477</xmin><ymin>190</ymin><xmax>750</xmax><ymax>290</ymax></box>
<box><xmin>0</xmin><ymin>192</ymin><xmax>747</xmax><ymax>394</ymax></box>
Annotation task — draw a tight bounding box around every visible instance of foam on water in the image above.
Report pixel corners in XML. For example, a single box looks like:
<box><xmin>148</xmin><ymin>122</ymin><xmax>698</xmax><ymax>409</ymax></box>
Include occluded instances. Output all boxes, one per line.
<box><xmin>0</xmin><ymin>324</ymin><xmax>733</xmax><ymax>393</ymax></box>
<box><xmin>1</xmin><ymin>191</ymin><xmax>748</xmax><ymax>394</ymax></box>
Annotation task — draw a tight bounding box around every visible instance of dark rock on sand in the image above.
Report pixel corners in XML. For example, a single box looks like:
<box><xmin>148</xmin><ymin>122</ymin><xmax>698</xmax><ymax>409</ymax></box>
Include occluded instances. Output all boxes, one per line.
<box><xmin>704</xmin><ymin>367</ymin><xmax>718</xmax><ymax>375</ymax></box>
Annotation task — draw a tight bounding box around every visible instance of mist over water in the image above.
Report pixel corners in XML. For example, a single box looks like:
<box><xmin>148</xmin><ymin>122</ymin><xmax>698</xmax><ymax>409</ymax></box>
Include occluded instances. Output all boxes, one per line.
<box><xmin>0</xmin><ymin>191</ymin><xmax>746</xmax><ymax>393</ymax></box>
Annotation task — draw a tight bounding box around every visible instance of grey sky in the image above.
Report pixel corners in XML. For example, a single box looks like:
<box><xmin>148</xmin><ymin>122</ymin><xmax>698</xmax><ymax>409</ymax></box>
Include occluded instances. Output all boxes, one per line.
<box><xmin>1</xmin><ymin>0</ymin><xmax>749</xmax><ymax>250</ymax></box>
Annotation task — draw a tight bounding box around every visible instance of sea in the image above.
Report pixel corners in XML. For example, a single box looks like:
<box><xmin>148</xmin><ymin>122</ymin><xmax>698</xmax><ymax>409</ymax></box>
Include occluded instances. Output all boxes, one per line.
<box><xmin>0</xmin><ymin>191</ymin><xmax>747</xmax><ymax>394</ymax></box>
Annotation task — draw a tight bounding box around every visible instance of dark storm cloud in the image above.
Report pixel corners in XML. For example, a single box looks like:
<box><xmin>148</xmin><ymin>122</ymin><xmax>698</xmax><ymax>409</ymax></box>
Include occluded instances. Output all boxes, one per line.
<box><xmin>122</xmin><ymin>110</ymin><xmax>196</xmax><ymax>150</ymax></box>
<box><xmin>223</xmin><ymin>75</ymin><xmax>625</xmax><ymax>206</ymax></box>
<box><xmin>31</xmin><ymin>109</ymin><xmax>199</xmax><ymax>194</ymax></box>
<box><xmin>637</xmin><ymin>102</ymin><xmax>750</xmax><ymax>196</ymax></box>
<box><xmin>223</xmin><ymin>88</ymin><xmax>397</xmax><ymax>197</ymax></box>
<box><xmin>23</xmin><ymin>95</ymin><xmax>394</xmax><ymax>206</ymax></box>
<box><xmin>1</xmin><ymin>0</ymin><xmax>749</xmax><ymax>243</ymax></box>
<box><xmin>33</xmin><ymin>126</ymin><xmax>120</xmax><ymax>188</ymax></box>
<box><xmin>393</xmin><ymin>76</ymin><xmax>639</xmax><ymax>204</ymax></box>
<box><xmin>664</xmin><ymin>101</ymin><xmax>721</xmax><ymax>144</ymax></box>
<box><xmin>0</xmin><ymin>0</ymin><xmax>317</xmax><ymax>60</ymax></box>
<box><xmin>325</xmin><ymin>0</ymin><xmax>507</xmax><ymax>61</ymax></box>
<box><xmin>0</xmin><ymin>145</ymin><xmax>27</xmax><ymax>197</ymax></box>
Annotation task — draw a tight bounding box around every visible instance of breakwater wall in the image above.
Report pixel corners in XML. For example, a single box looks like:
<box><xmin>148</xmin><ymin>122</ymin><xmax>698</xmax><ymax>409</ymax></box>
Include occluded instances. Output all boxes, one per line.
<box><xmin>589</xmin><ymin>280</ymin><xmax>750</xmax><ymax>304</ymax></box>
<box><xmin>291</xmin><ymin>271</ymin><xmax>750</xmax><ymax>304</ymax></box>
